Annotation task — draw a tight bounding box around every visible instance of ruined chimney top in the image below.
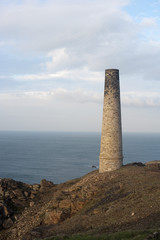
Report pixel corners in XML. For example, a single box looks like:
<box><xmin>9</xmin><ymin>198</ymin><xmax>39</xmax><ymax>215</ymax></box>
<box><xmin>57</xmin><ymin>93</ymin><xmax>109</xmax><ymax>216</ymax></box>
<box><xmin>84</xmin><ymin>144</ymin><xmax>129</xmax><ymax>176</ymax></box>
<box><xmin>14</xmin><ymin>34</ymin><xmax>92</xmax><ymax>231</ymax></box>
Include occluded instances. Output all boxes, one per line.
<box><xmin>105</xmin><ymin>69</ymin><xmax>119</xmax><ymax>73</ymax></box>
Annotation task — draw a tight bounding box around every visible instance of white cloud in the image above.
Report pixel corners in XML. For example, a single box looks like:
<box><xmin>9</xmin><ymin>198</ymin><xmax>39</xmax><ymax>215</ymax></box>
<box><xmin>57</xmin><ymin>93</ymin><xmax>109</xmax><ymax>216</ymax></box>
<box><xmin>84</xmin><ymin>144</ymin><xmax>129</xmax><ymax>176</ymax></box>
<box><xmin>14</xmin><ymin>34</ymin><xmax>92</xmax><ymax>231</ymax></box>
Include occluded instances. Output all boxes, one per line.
<box><xmin>0</xmin><ymin>88</ymin><xmax>102</xmax><ymax>131</ymax></box>
<box><xmin>12</xmin><ymin>72</ymin><xmax>68</xmax><ymax>81</ymax></box>
<box><xmin>0</xmin><ymin>88</ymin><xmax>160</xmax><ymax>132</ymax></box>
<box><xmin>1</xmin><ymin>89</ymin><xmax>160</xmax><ymax>108</ymax></box>
<box><xmin>140</xmin><ymin>17</ymin><xmax>157</xmax><ymax>27</ymax></box>
<box><xmin>0</xmin><ymin>89</ymin><xmax>102</xmax><ymax>105</ymax></box>
<box><xmin>122</xmin><ymin>91</ymin><xmax>160</xmax><ymax>107</ymax></box>
<box><xmin>12</xmin><ymin>67</ymin><xmax>104</xmax><ymax>82</ymax></box>
<box><xmin>1</xmin><ymin>0</ymin><xmax>160</xmax><ymax>81</ymax></box>
<box><xmin>46</xmin><ymin>48</ymin><xmax>71</xmax><ymax>71</ymax></box>
<box><xmin>0</xmin><ymin>0</ymin><xmax>130</xmax><ymax>52</ymax></box>
<box><xmin>49</xmin><ymin>88</ymin><xmax>102</xmax><ymax>104</ymax></box>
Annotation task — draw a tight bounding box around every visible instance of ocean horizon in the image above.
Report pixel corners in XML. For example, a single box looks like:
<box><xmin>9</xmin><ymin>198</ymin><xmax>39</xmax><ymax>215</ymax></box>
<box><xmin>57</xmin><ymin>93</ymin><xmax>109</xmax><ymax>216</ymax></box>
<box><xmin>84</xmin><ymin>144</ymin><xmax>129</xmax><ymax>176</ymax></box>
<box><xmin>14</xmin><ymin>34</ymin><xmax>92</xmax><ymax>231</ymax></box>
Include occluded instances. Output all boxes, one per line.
<box><xmin>0</xmin><ymin>131</ymin><xmax>160</xmax><ymax>184</ymax></box>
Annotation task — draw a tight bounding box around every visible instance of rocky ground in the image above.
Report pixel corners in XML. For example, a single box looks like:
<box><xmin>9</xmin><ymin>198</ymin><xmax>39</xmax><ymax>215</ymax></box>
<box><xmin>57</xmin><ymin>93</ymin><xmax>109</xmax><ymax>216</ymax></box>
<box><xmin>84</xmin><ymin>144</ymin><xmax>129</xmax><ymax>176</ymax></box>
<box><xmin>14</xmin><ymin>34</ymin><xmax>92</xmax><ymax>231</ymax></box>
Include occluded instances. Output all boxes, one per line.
<box><xmin>1</xmin><ymin>161</ymin><xmax>160</xmax><ymax>240</ymax></box>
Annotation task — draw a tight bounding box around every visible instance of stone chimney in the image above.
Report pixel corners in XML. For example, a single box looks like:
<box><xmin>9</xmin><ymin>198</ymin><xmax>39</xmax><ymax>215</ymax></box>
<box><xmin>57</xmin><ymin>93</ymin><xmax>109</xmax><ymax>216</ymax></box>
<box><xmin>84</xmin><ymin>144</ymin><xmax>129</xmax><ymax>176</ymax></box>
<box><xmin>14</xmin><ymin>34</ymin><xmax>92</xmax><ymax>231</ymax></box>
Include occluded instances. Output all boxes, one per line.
<box><xmin>99</xmin><ymin>69</ymin><xmax>123</xmax><ymax>172</ymax></box>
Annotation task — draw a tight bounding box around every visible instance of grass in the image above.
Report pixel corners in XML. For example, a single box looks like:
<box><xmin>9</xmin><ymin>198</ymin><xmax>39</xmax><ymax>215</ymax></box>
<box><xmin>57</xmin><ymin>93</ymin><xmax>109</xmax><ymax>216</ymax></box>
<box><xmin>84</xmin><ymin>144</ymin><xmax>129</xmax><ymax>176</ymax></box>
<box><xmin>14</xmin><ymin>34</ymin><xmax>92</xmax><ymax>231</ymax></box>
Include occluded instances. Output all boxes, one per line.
<box><xmin>34</xmin><ymin>230</ymin><xmax>155</xmax><ymax>240</ymax></box>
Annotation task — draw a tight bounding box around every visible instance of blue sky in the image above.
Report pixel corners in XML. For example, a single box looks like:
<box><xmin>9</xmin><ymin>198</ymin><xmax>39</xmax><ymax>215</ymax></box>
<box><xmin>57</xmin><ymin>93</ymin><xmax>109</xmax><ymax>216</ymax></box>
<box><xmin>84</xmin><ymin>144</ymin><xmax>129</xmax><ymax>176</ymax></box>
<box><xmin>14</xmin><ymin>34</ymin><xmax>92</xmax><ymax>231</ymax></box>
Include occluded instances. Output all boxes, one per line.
<box><xmin>0</xmin><ymin>0</ymin><xmax>160</xmax><ymax>132</ymax></box>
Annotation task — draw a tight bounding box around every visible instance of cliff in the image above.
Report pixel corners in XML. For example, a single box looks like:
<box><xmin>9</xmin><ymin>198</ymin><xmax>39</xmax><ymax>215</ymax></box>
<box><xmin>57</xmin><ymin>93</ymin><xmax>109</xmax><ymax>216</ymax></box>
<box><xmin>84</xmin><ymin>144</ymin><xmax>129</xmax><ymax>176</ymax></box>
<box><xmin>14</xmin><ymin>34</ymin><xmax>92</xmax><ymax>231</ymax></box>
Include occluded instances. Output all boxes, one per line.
<box><xmin>1</xmin><ymin>161</ymin><xmax>160</xmax><ymax>240</ymax></box>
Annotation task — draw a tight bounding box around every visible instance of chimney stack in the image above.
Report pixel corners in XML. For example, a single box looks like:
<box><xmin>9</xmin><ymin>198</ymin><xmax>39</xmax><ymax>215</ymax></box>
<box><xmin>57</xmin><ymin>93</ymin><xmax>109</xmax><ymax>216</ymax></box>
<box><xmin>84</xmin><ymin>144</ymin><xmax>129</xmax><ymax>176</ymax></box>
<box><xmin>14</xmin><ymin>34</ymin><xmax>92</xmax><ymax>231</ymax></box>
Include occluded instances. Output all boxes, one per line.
<box><xmin>99</xmin><ymin>69</ymin><xmax>123</xmax><ymax>172</ymax></box>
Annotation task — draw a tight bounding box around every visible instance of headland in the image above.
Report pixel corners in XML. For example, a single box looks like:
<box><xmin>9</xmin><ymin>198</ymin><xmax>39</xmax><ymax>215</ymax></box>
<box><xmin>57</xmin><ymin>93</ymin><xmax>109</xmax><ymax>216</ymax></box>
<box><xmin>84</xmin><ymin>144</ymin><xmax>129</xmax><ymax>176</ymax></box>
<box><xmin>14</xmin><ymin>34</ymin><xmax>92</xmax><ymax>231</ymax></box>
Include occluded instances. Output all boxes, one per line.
<box><xmin>1</xmin><ymin>161</ymin><xmax>160</xmax><ymax>240</ymax></box>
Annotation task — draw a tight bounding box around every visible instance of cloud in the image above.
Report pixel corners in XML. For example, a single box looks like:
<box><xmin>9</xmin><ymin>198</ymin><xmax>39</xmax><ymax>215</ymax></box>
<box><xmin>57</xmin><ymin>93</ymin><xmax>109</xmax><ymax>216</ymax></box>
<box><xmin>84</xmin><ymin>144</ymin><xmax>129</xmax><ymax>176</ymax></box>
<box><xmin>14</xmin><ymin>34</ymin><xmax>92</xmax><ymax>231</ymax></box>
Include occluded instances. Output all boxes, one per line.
<box><xmin>1</xmin><ymin>89</ymin><xmax>160</xmax><ymax>108</ymax></box>
<box><xmin>49</xmin><ymin>88</ymin><xmax>102</xmax><ymax>104</ymax></box>
<box><xmin>45</xmin><ymin>48</ymin><xmax>86</xmax><ymax>71</ymax></box>
<box><xmin>0</xmin><ymin>89</ymin><xmax>102</xmax><ymax>105</ymax></box>
<box><xmin>12</xmin><ymin>67</ymin><xmax>104</xmax><ymax>83</ymax></box>
<box><xmin>122</xmin><ymin>91</ymin><xmax>160</xmax><ymax>107</ymax></box>
<box><xmin>45</xmin><ymin>48</ymin><xmax>72</xmax><ymax>71</ymax></box>
<box><xmin>140</xmin><ymin>17</ymin><xmax>157</xmax><ymax>27</ymax></box>
<box><xmin>1</xmin><ymin>0</ymin><xmax>160</xmax><ymax>93</ymax></box>
<box><xmin>0</xmin><ymin>88</ymin><xmax>102</xmax><ymax>131</ymax></box>
<box><xmin>12</xmin><ymin>72</ymin><xmax>68</xmax><ymax>81</ymax></box>
<box><xmin>0</xmin><ymin>0</ymin><xmax>129</xmax><ymax>52</ymax></box>
<box><xmin>1</xmin><ymin>88</ymin><xmax>160</xmax><ymax>132</ymax></box>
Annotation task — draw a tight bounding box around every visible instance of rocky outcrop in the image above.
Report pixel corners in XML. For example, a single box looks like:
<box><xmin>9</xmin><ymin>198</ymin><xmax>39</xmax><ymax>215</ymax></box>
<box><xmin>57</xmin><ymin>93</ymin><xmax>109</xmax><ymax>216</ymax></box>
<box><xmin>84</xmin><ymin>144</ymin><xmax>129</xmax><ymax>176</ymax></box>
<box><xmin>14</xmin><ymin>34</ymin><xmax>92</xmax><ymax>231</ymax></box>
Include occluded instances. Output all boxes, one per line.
<box><xmin>42</xmin><ymin>189</ymin><xmax>90</xmax><ymax>225</ymax></box>
<box><xmin>0</xmin><ymin>178</ymin><xmax>54</xmax><ymax>230</ymax></box>
<box><xmin>44</xmin><ymin>209</ymin><xmax>71</xmax><ymax>224</ymax></box>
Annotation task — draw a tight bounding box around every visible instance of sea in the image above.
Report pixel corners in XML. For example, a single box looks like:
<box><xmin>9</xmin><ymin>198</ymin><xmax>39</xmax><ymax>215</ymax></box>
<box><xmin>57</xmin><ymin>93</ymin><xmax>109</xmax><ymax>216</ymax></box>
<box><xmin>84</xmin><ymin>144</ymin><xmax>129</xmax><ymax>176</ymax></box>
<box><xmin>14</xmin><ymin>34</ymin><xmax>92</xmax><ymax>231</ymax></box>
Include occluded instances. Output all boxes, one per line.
<box><xmin>0</xmin><ymin>131</ymin><xmax>160</xmax><ymax>184</ymax></box>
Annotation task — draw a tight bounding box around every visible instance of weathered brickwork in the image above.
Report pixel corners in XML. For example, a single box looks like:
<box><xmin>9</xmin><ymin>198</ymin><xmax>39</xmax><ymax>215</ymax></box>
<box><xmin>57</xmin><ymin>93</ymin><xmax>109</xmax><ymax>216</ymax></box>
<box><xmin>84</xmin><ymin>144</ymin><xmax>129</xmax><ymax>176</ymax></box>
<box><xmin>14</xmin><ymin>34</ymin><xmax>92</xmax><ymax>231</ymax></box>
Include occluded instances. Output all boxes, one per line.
<box><xmin>99</xmin><ymin>69</ymin><xmax>123</xmax><ymax>172</ymax></box>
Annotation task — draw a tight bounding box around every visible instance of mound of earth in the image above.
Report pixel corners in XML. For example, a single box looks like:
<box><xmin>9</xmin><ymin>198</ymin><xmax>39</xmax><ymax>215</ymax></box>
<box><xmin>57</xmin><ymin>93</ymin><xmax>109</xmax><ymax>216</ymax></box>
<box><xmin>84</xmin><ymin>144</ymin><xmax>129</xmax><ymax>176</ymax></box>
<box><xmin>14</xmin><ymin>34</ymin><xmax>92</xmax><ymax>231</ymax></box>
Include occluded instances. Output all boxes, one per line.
<box><xmin>1</xmin><ymin>161</ymin><xmax>160</xmax><ymax>240</ymax></box>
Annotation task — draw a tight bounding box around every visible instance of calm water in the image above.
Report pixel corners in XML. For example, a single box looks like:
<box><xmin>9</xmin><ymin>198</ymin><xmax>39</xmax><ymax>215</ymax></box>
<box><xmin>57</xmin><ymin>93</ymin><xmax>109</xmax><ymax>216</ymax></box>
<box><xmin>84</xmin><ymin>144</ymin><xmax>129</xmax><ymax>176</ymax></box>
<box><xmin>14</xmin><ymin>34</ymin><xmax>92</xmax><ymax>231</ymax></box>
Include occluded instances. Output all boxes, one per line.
<box><xmin>0</xmin><ymin>131</ymin><xmax>160</xmax><ymax>184</ymax></box>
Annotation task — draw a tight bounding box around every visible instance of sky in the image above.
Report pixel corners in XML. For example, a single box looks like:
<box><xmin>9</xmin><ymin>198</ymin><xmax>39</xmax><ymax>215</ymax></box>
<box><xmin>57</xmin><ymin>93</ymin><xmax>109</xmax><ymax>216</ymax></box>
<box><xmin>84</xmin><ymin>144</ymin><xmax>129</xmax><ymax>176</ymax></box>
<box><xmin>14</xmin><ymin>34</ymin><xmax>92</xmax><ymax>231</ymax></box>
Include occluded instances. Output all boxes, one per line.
<box><xmin>0</xmin><ymin>0</ymin><xmax>160</xmax><ymax>132</ymax></box>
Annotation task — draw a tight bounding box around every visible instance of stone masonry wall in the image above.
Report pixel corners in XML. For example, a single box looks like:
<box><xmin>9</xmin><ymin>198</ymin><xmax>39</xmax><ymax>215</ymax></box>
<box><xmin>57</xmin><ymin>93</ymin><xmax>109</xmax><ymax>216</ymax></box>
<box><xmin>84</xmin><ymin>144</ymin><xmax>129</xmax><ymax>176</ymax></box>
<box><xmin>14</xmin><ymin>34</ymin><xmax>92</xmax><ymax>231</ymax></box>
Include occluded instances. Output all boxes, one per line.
<box><xmin>99</xmin><ymin>69</ymin><xmax>123</xmax><ymax>172</ymax></box>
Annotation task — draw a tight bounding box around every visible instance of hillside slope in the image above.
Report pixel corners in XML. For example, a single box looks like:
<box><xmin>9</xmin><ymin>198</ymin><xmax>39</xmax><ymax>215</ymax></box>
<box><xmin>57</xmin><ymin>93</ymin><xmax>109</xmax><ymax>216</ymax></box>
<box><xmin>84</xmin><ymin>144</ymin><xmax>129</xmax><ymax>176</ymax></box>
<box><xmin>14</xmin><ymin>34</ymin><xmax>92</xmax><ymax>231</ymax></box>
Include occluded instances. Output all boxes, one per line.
<box><xmin>1</xmin><ymin>162</ymin><xmax>160</xmax><ymax>240</ymax></box>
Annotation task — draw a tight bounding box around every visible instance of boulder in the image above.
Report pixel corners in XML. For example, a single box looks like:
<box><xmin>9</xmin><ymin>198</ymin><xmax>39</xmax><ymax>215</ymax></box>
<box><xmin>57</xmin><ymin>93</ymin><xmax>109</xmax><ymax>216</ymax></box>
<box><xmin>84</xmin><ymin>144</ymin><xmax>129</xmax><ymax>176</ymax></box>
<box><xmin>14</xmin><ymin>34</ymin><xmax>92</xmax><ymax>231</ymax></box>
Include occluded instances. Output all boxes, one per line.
<box><xmin>59</xmin><ymin>199</ymin><xmax>71</xmax><ymax>209</ymax></box>
<box><xmin>44</xmin><ymin>209</ymin><xmax>70</xmax><ymax>224</ymax></box>
<box><xmin>40</xmin><ymin>179</ymin><xmax>55</xmax><ymax>192</ymax></box>
<box><xmin>71</xmin><ymin>200</ymin><xmax>86</xmax><ymax>214</ymax></box>
<box><xmin>3</xmin><ymin>218</ymin><xmax>13</xmax><ymax>229</ymax></box>
<box><xmin>29</xmin><ymin>201</ymin><xmax>34</xmax><ymax>207</ymax></box>
<box><xmin>3</xmin><ymin>206</ymin><xmax>10</xmax><ymax>218</ymax></box>
<box><xmin>32</xmin><ymin>184</ymin><xmax>40</xmax><ymax>191</ymax></box>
